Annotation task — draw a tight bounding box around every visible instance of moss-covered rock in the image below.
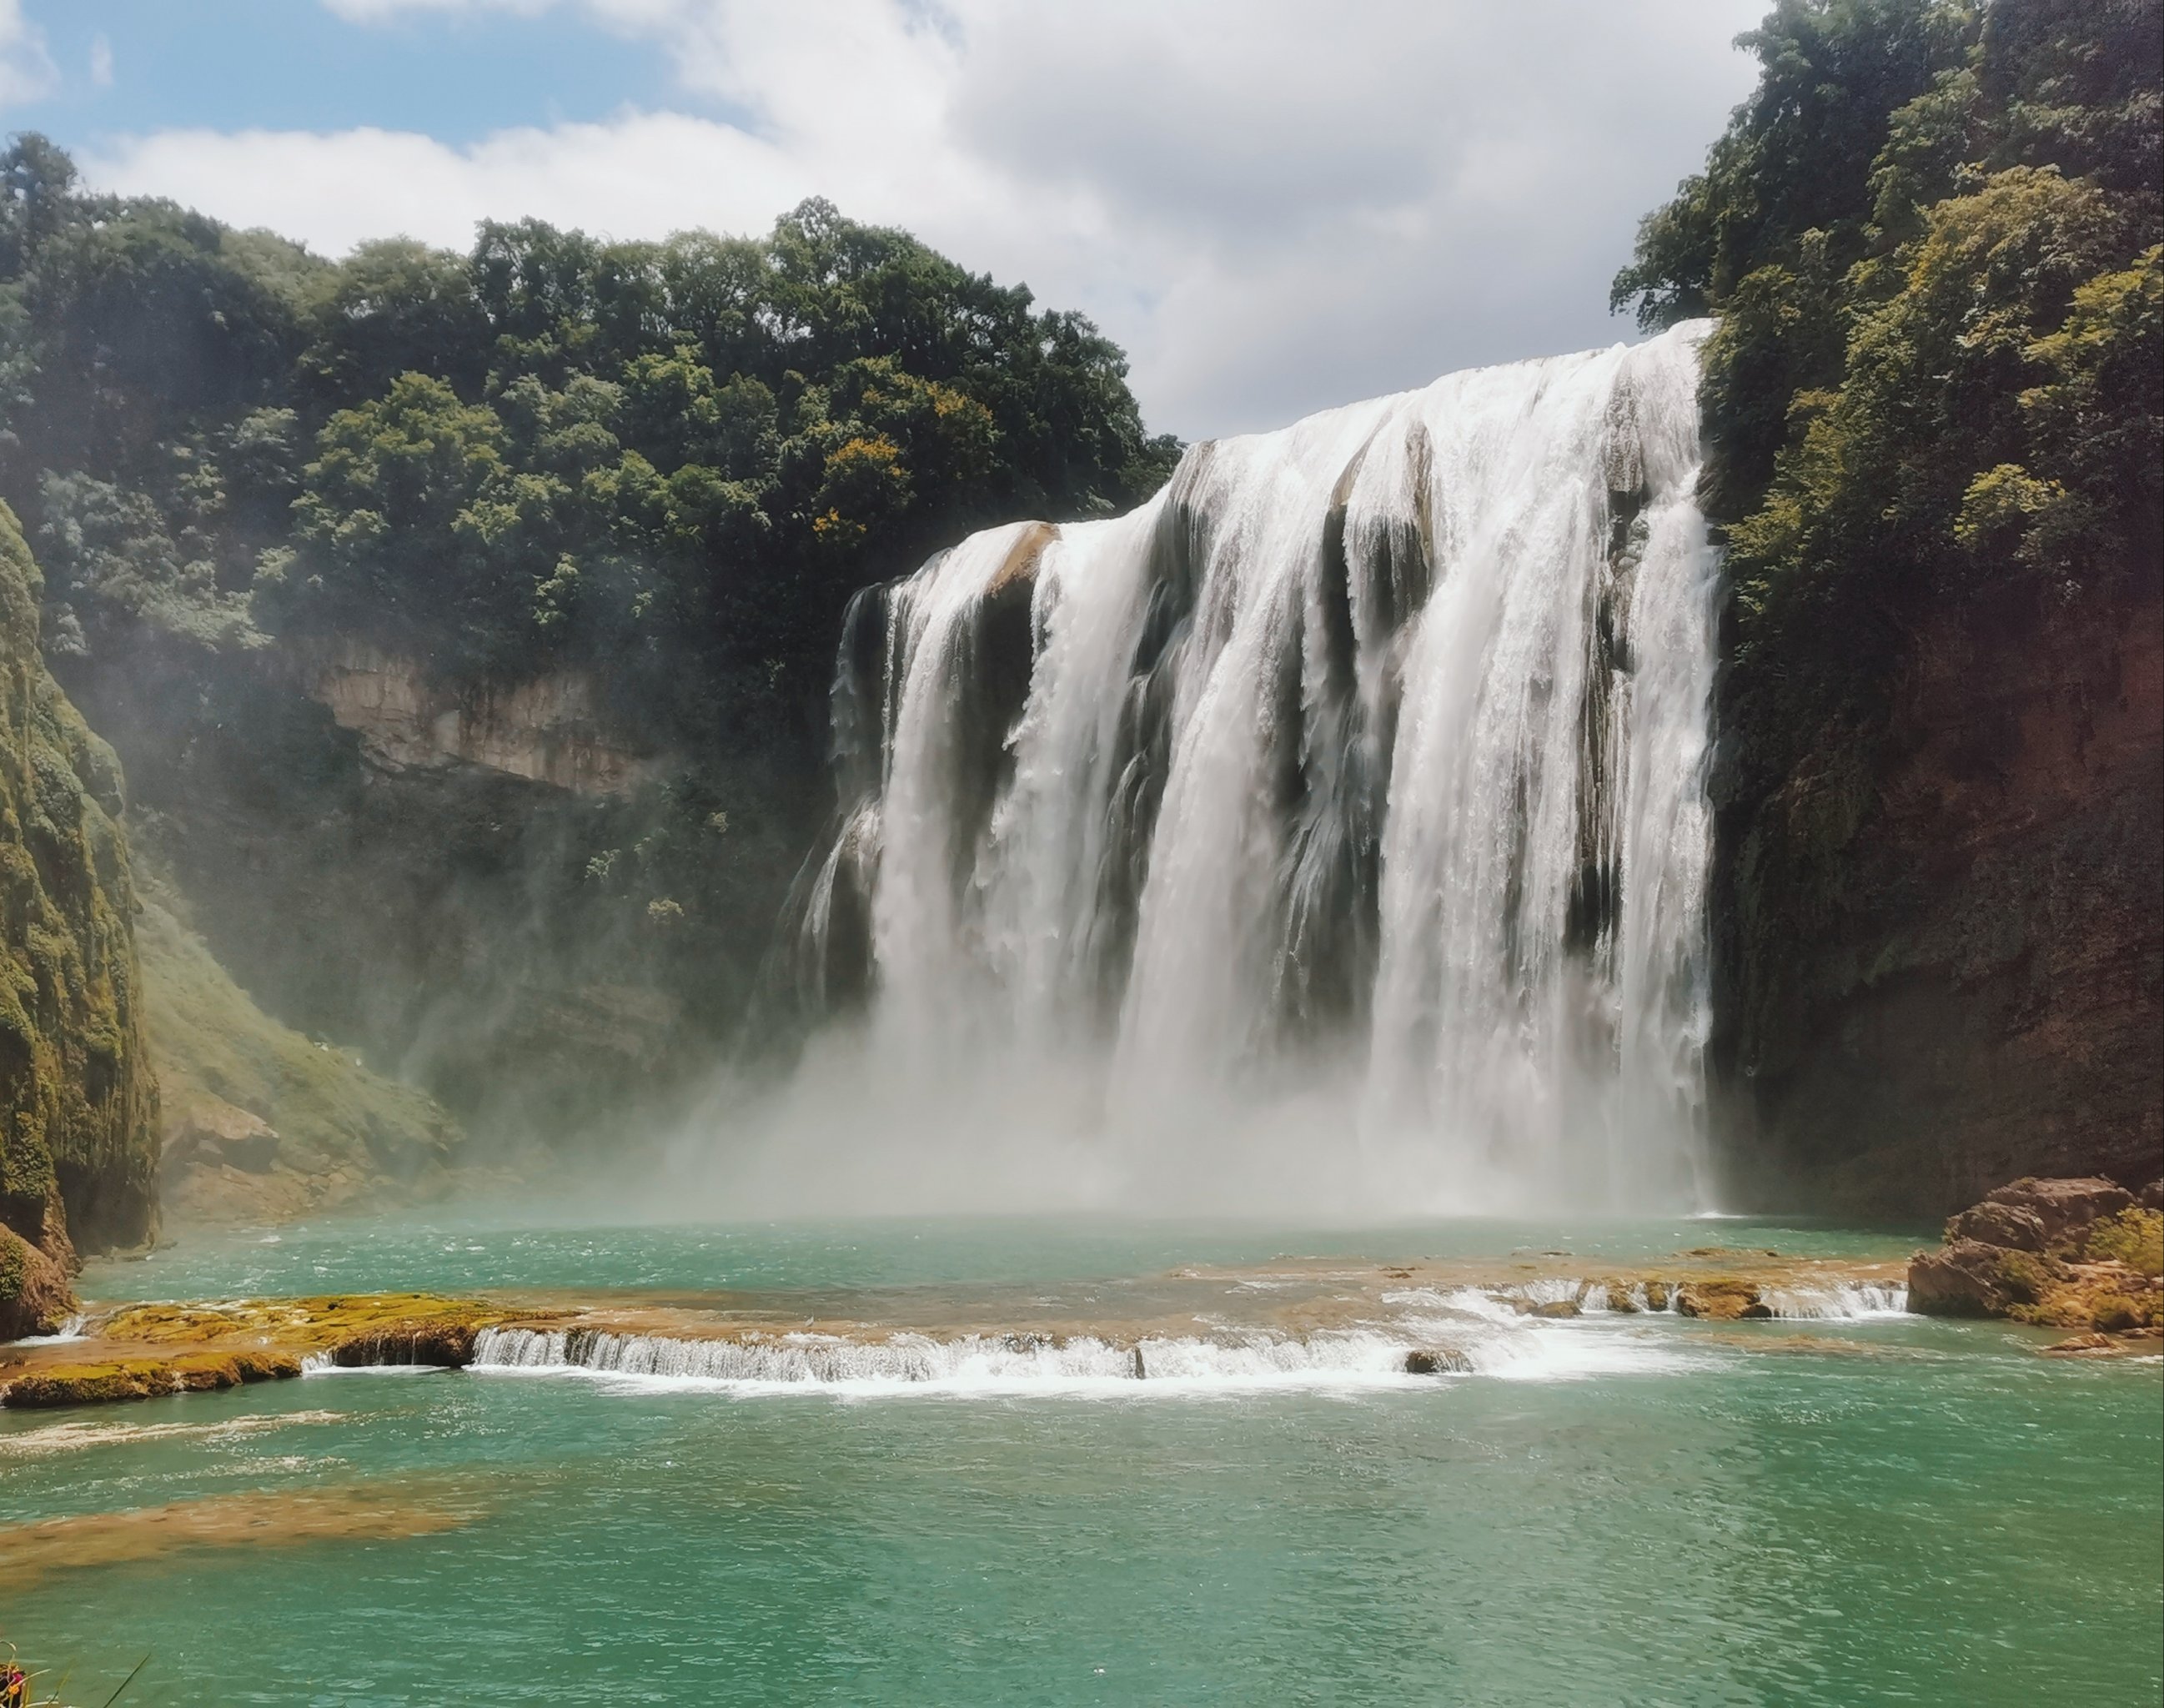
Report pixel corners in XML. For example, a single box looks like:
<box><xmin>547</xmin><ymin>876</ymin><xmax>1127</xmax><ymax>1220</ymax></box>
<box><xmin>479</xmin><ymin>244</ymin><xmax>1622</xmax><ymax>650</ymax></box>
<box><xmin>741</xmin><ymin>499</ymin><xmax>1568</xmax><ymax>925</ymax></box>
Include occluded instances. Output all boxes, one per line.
<box><xmin>0</xmin><ymin>1220</ymin><xmax>73</xmax><ymax>1338</ymax></box>
<box><xmin>1673</xmin><ymin>1279</ymin><xmax>1771</xmax><ymax>1321</ymax></box>
<box><xmin>1910</xmin><ymin>1179</ymin><xmax>2164</xmax><ymax>1334</ymax></box>
<box><xmin>0</xmin><ymin>1348</ymin><xmax>304</xmax><ymax>1408</ymax></box>
<box><xmin>0</xmin><ymin>500</ymin><xmax>158</xmax><ymax>1299</ymax></box>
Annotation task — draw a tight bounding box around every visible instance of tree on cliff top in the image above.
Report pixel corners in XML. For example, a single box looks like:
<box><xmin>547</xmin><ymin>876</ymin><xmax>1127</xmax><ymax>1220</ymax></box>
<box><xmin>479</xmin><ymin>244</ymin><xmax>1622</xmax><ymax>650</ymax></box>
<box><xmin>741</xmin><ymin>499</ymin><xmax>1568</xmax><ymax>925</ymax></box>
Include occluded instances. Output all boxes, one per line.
<box><xmin>1614</xmin><ymin>0</ymin><xmax>2161</xmax><ymax>791</ymax></box>
<box><xmin>0</xmin><ymin>148</ymin><xmax>1183</xmax><ymax>1134</ymax></box>
<box><xmin>0</xmin><ymin>163</ymin><xmax>1180</xmax><ymax>739</ymax></box>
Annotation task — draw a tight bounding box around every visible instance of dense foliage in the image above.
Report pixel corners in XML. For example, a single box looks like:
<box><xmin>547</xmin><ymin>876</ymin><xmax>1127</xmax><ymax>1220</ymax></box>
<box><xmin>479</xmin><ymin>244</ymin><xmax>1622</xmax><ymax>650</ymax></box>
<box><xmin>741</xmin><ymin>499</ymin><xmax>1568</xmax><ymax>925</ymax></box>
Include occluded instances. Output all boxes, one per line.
<box><xmin>0</xmin><ymin>144</ymin><xmax>1177</xmax><ymax>1131</ymax></box>
<box><xmin>1613</xmin><ymin>0</ymin><xmax>2161</xmax><ymax>789</ymax></box>
<box><xmin>0</xmin><ymin>145</ymin><xmax>1176</xmax><ymax>741</ymax></box>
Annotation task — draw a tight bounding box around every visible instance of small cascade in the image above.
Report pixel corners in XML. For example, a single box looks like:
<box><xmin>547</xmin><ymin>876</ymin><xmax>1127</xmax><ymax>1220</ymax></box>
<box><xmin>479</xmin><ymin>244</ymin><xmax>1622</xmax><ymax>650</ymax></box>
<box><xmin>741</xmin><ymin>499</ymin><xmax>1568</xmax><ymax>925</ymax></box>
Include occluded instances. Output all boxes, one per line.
<box><xmin>472</xmin><ymin>1324</ymin><xmax>1423</xmax><ymax>1389</ymax></box>
<box><xmin>1755</xmin><ymin>1284</ymin><xmax>1910</xmax><ymax>1320</ymax></box>
<box><xmin>772</xmin><ymin>322</ymin><xmax>1720</xmax><ymax>1213</ymax></box>
<box><xmin>468</xmin><ymin>1301</ymin><xmax>1706</xmax><ymax>1394</ymax></box>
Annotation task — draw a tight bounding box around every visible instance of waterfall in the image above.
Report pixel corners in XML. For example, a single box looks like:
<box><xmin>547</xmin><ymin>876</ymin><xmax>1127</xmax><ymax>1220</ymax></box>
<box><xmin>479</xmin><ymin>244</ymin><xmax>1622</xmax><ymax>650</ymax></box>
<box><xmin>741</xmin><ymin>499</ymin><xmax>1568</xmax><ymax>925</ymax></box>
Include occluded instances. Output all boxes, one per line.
<box><xmin>773</xmin><ymin>321</ymin><xmax>1718</xmax><ymax>1214</ymax></box>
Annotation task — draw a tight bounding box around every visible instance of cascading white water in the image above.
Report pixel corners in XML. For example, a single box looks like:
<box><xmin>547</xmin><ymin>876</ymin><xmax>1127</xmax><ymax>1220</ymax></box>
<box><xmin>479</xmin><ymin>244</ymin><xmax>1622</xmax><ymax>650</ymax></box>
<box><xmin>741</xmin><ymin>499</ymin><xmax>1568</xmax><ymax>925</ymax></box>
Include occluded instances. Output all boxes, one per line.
<box><xmin>777</xmin><ymin>322</ymin><xmax>1719</xmax><ymax>1214</ymax></box>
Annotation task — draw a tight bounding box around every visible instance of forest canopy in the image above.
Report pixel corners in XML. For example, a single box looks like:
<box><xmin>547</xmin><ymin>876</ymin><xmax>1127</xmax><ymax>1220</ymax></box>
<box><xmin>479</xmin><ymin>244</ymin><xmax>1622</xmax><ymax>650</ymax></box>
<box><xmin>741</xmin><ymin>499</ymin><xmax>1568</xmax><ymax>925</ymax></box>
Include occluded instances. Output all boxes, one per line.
<box><xmin>0</xmin><ymin>143</ymin><xmax>1179</xmax><ymax>745</ymax></box>
<box><xmin>1612</xmin><ymin>0</ymin><xmax>2161</xmax><ymax>788</ymax></box>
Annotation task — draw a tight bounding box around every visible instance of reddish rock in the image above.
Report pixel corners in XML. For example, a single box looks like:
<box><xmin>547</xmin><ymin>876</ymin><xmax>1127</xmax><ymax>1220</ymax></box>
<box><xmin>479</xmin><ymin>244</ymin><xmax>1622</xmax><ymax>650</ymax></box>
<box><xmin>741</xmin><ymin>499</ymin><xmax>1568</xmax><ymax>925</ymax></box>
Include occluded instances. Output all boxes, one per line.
<box><xmin>0</xmin><ymin>1224</ymin><xmax>74</xmax><ymax>1341</ymax></box>
<box><xmin>2041</xmin><ymin>1332</ymin><xmax>2120</xmax><ymax>1355</ymax></box>
<box><xmin>1674</xmin><ymin>1279</ymin><xmax>1772</xmax><ymax>1320</ymax></box>
<box><xmin>1980</xmin><ymin>1177</ymin><xmax>2134</xmax><ymax>1247</ymax></box>
<box><xmin>329</xmin><ymin>1322</ymin><xmax>479</xmax><ymax>1367</ymax></box>
<box><xmin>1907</xmin><ymin>1238</ymin><xmax>2065</xmax><ymax>1317</ymax></box>
<box><xmin>1946</xmin><ymin>1198</ymin><xmax>2048</xmax><ymax>1251</ymax></box>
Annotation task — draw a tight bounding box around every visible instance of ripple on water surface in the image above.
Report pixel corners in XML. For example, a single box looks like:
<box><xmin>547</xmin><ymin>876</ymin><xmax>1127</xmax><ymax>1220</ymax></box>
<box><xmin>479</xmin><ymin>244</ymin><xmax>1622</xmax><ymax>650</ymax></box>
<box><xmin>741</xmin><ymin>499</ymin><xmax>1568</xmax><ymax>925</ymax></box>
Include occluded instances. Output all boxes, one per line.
<box><xmin>13</xmin><ymin>1217</ymin><xmax>2154</xmax><ymax>1707</ymax></box>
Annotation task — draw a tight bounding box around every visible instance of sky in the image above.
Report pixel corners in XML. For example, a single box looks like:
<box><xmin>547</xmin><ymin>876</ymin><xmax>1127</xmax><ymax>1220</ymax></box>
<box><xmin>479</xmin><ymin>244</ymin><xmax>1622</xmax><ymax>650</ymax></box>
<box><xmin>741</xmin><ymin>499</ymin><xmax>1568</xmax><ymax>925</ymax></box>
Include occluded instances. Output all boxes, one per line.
<box><xmin>0</xmin><ymin>0</ymin><xmax>1765</xmax><ymax>441</ymax></box>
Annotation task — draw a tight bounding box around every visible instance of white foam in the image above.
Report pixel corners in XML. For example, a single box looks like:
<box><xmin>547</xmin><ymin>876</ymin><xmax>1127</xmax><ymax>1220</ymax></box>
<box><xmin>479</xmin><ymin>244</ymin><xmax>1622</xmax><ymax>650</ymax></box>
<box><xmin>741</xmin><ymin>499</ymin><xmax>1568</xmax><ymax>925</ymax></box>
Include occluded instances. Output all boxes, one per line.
<box><xmin>465</xmin><ymin>1299</ymin><xmax>1711</xmax><ymax>1398</ymax></box>
<box><xmin>299</xmin><ymin>1354</ymin><xmax>454</xmax><ymax>1376</ymax></box>
<box><xmin>1757</xmin><ymin>1284</ymin><xmax>1908</xmax><ymax>1320</ymax></box>
<box><xmin>3</xmin><ymin>1312</ymin><xmax>88</xmax><ymax>1348</ymax></box>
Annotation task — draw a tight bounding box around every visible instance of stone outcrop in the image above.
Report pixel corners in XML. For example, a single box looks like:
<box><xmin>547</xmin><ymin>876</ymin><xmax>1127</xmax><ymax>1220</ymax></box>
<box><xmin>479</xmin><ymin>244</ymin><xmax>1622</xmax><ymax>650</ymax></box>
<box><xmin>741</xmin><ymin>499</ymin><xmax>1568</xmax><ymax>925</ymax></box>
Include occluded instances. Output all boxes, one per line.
<box><xmin>0</xmin><ymin>1293</ymin><xmax>549</xmax><ymax>1408</ymax></box>
<box><xmin>1717</xmin><ymin>580</ymin><xmax>2164</xmax><ymax>1215</ymax></box>
<box><xmin>1951</xmin><ymin>1178</ymin><xmax>2134</xmax><ymax>1248</ymax></box>
<box><xmin>1908</xmin><ymin>1176</ymin><xmax>2163</xmax><ymax>1337</ymax></box>
<box><xmin>309</xmin><ymin>639</ymin><xmax>648</xmax><ymax>796</ymax></box>
<box><xmin>0</xmin><ymin>504</ymin><xmax>158</xmax><ymax>1335</ymax></box>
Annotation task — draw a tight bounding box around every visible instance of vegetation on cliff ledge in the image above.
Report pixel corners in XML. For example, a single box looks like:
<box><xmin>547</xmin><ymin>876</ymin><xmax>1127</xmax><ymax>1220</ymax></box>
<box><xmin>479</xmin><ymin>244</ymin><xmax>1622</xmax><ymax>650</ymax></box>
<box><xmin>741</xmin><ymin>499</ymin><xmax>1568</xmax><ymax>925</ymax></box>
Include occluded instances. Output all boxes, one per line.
<box><xmin>0</xmin><ymin>500</ymin><xmax>156</xmax><ymax>1323</ymax></box>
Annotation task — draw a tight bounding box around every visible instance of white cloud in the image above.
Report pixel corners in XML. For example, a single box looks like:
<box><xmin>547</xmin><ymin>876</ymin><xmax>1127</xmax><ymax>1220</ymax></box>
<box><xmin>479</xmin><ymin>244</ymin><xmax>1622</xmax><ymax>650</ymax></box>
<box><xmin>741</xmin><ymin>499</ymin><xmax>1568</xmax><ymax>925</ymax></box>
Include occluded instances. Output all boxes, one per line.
<box><xmin>0</xmin><ymin>0</ymin><xmax>57</xmax><ymax>108</ymax></box>
<box><xmin>78</xmin><ymin>1</ymin><xmax>1761</xmax><ymax>438</ymax></box>
<box><xmin>88</xmin><ymin>31</ymin><xmax>113</xmax><ymax>88</ymax></box>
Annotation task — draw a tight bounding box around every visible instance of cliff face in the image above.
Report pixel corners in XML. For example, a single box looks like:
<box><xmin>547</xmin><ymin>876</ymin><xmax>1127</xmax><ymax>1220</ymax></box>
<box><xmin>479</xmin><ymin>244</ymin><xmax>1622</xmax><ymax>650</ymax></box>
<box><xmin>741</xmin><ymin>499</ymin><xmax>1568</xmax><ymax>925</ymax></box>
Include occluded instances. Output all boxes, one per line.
<box><xmin>308</xmin><ymin>640</ymin><xmax>650</xmax><ymax>796</ymax></box>
<box><xmin>0</xmin><ymin>502</ymin><xmax>158</xmax><ymax>1334</ymax></box>
<box><xmin>1715</xmin><ymin>575</ymin><xmax>2163</xmax><ymax>1217</ymax></box>
<box><xmin>53</xmin><ymin>628</ymin><xmax>793</xmax><ymax>1151</ymax></box>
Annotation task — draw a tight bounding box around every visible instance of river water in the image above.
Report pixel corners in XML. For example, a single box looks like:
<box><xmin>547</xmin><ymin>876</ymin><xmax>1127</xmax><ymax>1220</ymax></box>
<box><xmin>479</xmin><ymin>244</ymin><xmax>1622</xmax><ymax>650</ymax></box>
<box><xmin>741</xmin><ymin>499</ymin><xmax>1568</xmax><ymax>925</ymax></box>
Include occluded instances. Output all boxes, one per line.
<box><xmin>3</xmin><ymin>1214</ymin><xmax>2158</xmax><ymax>1705</ymax></box>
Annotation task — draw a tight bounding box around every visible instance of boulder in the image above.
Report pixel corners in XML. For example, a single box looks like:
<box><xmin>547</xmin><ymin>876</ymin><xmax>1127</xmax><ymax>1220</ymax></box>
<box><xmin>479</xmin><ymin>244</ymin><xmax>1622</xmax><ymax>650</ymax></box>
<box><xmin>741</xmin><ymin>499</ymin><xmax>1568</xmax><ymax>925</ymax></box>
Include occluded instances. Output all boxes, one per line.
<box><xmin>163</xmin><ymin>1093</ymin><xmax>282</xmax><ymax>1175</ymax></box>
<box><xmin>1674</xmin><ymin>1280</ymin><xmax>1770</xmax><ymax>1320</ymax></box>
<box><xmin>1945</xmin><ymin>1198</ymin><xmax>2048</xmax><ymax>1251</ymax></box>
<box><xmin>1978</xmin><ymin>1178</ymin><xmax>2134</xmax><ymax>1248</ymax></box>
<box><xmin>0</xmin><ymin>1224</ymin><xmax>74</xmax><ymax>1340</ymax></box>
<box><xmin>1907</xmin><ymin>1238</ymin><xmax>2064</xmax><ymax>1317</ymax></box>
<box><xmin>1403</xmin><ymin>1348</ymin><xmax>1470</xmax><ymax>1375</ymax></box>
<box><xmin>2041</xmin><ymin>1332</ymin><xmax>2121</xmax><ymax>1356</ymax></box>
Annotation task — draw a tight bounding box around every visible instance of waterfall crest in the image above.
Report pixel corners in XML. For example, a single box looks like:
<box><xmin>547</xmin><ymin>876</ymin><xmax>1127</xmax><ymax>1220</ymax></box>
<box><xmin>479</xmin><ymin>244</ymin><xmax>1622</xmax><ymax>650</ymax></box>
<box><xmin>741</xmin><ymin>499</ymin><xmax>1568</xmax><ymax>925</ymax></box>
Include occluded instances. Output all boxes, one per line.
<box><xmin>775</xmin><ymin>322</ymin><xmax>1718</xmax><ymax>1213</ymax></box>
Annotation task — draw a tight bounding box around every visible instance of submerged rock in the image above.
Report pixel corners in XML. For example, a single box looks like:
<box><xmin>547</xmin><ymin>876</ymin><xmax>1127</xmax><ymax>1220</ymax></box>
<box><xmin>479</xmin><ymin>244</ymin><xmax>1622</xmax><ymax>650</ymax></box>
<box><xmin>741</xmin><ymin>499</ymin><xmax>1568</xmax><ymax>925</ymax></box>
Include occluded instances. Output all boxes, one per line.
<box><xmin>1403</xmin><ymin>1349</ymin><xmax>1470</xmax><ymax>1375</ymax></box>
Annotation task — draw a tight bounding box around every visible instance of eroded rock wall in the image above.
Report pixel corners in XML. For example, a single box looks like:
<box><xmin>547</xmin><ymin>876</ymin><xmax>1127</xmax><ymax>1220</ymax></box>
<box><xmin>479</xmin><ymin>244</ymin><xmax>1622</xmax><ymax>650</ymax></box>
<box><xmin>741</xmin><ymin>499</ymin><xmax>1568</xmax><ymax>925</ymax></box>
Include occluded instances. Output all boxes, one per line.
<box><xmin>0</xmin><ymin>502</ymin><xmax>157</xmax><ymax>1331</ymax></box>
<box><xmin>308</xmin><ymin>640</ymin><xmax>649</xmax><ymax>796</ymax></box>
<box><xmin>1715</xmin><ymin>576</ymin><xmax>2164</xmax><ymax>1217</ymax></box>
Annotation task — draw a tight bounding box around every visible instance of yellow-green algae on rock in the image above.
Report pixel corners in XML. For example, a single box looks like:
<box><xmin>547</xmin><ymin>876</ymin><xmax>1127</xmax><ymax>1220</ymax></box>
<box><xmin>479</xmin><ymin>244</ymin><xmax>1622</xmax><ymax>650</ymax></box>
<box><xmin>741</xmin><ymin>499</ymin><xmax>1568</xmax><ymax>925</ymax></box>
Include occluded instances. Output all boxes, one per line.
<box><xmin>0</xmin><ymin>1292</ymin><xmax>547</xmax><ymax>1407</ymax></box>
<box><xmin>0</xmin><ymin>501</ymin><xmax>158</xmax><ymax>1336</ymax></box>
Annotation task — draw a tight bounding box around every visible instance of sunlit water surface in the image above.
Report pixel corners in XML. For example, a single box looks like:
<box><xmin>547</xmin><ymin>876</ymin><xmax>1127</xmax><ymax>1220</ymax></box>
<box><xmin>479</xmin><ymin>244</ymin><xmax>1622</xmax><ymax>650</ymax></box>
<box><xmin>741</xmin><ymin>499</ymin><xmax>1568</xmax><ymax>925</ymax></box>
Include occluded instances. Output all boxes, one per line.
<box><xmin>2</xmin><ymin>1214</ymin><xmax>2156</xmax><ymax>1706</ymax></box>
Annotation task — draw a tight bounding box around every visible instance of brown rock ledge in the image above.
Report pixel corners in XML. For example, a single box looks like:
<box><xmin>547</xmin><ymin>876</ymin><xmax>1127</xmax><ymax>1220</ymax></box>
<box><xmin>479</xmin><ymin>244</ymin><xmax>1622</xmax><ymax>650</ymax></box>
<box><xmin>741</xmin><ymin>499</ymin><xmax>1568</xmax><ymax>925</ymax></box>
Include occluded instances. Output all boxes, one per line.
<box><xmin>1908</xmin><ymin>1177</ymin><xmax>2163</xmax><ymax>1343</ymax></box>
<box><xmin>1</xmin><ymin>1294</ymin><xmax>565</xmax><ymax>1409</ymax></box>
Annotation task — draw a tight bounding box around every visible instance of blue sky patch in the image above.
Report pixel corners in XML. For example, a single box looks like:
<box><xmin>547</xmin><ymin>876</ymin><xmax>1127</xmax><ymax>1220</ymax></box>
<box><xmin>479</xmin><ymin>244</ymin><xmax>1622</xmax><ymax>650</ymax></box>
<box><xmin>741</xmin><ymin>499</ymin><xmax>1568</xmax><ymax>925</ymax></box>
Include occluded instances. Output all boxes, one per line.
<box><xmin>20</xmin><ymin>1</ymin><xmax>678</xmax><ymax>148</ymax></box>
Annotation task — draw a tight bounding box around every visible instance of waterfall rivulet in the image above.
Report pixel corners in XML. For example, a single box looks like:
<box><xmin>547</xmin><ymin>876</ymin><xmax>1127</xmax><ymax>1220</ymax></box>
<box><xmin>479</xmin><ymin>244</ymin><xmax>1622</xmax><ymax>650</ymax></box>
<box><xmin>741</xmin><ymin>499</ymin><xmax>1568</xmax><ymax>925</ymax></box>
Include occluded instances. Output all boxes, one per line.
<box><xmin>774</xmin><ymin>322</ymin><xmax>1718</xmax><ymax>1213</ymax></box>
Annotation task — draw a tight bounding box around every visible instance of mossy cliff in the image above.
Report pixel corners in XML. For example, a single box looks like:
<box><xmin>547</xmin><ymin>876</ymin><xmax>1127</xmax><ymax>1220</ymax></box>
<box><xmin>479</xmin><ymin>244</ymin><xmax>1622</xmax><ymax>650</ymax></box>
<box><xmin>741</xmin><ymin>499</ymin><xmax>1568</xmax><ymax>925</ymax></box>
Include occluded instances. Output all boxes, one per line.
<box><xmin>0</xmin><ymin>500</ymin><xmax>158</xmax><ymax>1334</ymax></box>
